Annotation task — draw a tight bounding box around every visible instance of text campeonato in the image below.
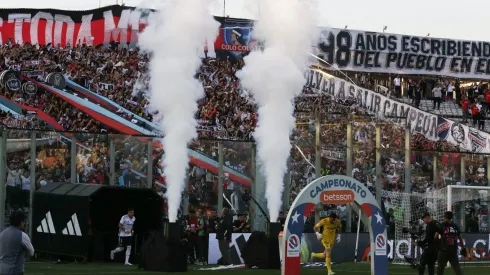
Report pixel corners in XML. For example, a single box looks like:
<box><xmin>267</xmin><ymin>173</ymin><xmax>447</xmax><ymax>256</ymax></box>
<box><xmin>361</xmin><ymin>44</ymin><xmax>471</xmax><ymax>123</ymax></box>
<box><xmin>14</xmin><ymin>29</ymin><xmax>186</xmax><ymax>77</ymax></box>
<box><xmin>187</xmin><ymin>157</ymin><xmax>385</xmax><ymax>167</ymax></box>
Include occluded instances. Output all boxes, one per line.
<box><xmin>310</xmin><ymin>179</ymin><xmax>367</xmax><ymax>199</ymax></box>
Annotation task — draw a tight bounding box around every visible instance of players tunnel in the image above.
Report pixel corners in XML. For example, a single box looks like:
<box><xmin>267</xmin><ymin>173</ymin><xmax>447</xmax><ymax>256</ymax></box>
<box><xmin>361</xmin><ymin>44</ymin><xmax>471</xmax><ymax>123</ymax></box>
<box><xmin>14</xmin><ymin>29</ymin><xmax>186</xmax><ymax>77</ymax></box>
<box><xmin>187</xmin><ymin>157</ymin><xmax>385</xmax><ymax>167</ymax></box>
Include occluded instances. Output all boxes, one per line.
<box><xmin>281</xmin><ymin>175</ymin><xmax>389</xmax><ymax>275</ymax></box>
<box><xmin>32</xmin><ymin>183</ymin><xmax>163</xmax><ymax>262</ymax></box>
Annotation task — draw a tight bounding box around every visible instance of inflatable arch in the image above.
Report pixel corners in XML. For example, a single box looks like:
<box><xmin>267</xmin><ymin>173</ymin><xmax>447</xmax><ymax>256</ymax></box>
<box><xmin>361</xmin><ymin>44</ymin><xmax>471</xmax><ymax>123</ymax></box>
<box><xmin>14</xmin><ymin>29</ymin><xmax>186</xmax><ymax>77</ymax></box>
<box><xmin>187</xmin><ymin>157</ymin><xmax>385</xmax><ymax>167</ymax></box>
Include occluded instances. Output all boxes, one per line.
<box><xmin>281</xmin><ymin>175</ymin><xmax>388</xmax><ymax>275</ymax></box>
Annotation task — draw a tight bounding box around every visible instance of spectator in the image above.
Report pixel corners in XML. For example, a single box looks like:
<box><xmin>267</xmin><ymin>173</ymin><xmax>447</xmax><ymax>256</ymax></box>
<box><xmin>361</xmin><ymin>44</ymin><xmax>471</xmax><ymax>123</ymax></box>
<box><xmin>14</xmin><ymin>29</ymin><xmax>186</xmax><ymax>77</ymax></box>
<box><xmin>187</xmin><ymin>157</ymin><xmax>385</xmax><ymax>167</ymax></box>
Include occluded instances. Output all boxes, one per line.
<box><xmin>216</xmin><ymin>208</ymin><xmax>233</xmax><ymax>266</ymax></box>
<box><xmin>232</xmin><ymin>214</ymin><xmax>250</xmax><ymax>233</ymax></box>
<box><xmin>465</xmin><ymin>216</ymin><xmax>479</xmax><ymax>233</ymax></box>
<box><xmin>0</xmin><ymin>210</ymin><xmax>35</xmax><ymax>275</ymax></box>
<box><xmin>461</xmin><ymin>96</ymin><xmax>470</xmax><ymax>123</ymax></box>
<box><xmin>393</xmin><ymin>75</ymin><xmax>401</xmax><ymax>97</ymax></box>
<box><xmin>447</xmin><ymin>81</ymin><xmax>453</xmax><ymax>101</ymax></box>
<box><xmin>471</xmin><ymin>102</ymin><xmax>481</xmax><ymax>128</ymax></box>
<box><xmin>432</xmin><ymin>85</ymin><xmax>442</xmax><ymax>110</ymax></box>
<box><xmin>6</xmin><ymin>163</ymin><xmax>21</xmax><ymax>210</ymax></box>
<box><xmin>196</xmin><ymin>209</ymin><xmax>207</xmax><ymax>265</ymax></box>
<box><xmin>186</xmin><ymin>209</ymin><xmax>199</xmax><ymax>264</ymax></box>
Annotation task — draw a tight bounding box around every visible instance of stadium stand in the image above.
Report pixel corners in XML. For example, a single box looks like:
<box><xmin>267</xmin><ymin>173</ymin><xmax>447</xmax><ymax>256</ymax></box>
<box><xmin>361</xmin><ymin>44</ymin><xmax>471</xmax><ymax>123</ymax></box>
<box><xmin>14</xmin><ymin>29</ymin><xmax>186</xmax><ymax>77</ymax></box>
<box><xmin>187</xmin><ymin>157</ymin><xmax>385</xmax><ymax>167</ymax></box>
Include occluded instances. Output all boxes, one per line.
<box><xmin>0</xmin><ymin>25</ymin><xmax>488</xmax><ymax>237</ymax></box>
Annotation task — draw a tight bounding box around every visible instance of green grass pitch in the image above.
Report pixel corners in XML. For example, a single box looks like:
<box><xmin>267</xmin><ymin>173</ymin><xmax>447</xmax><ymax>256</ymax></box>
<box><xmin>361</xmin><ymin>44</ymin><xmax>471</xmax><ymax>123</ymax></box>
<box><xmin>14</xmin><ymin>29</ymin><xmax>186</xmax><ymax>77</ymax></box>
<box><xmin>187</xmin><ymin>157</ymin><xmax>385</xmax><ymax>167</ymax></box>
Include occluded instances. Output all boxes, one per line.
<box><xmin>25</xmin><ymin>261</ymin><xmax>489</xmax><ymax>275</ymax></box>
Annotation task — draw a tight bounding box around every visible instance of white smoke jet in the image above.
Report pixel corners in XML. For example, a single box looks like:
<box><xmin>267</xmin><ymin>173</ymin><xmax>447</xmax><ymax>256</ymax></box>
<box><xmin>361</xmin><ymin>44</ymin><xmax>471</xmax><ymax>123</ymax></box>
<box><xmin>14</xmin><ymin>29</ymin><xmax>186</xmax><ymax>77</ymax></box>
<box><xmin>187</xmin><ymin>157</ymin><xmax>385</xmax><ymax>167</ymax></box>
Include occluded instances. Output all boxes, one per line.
<box><xmin>138</xmin><ymin>0</ymin><xmax>220</xmax><ymax>222</ymax></box>
<box><xmin>237</xmin><ymin>0</ymin><xmax>318</xmax><ymax>222</ymax></box>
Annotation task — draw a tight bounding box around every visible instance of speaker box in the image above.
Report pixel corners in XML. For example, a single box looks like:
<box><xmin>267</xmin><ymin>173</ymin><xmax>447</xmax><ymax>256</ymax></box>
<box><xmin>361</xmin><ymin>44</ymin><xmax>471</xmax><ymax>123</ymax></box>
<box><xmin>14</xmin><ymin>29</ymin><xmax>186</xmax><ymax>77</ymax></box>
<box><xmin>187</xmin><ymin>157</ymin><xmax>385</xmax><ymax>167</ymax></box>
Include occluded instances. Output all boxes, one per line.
<box><xmin>242</xmin><ymin>222</ymin><xmax>281</xmax><ymax>269</ymax></box>
<box><xmin>163</xmin><ymin>221</ymin><xmax>187</xmax><ymax>272</ymax></box>
<box><xmin>138</xmin><ymin>221</ymin><xmax>187</xmax><ymax>272</ymax></box>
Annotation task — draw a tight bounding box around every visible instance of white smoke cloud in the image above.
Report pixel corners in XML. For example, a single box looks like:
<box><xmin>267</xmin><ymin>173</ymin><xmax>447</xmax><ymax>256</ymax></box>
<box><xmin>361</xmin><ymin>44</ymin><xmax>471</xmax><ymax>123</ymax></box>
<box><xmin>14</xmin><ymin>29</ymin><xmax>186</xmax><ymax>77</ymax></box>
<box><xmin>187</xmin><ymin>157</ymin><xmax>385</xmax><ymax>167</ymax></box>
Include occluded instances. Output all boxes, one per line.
<box><xmin>138</xmin><ymin>0</ymin><xmax>220</xmax><ymax>222</ymax></box>
<box><xmin>237</xmin><ymin>0</ymin><xmax>318</xmax><ymax>222</ymax></box>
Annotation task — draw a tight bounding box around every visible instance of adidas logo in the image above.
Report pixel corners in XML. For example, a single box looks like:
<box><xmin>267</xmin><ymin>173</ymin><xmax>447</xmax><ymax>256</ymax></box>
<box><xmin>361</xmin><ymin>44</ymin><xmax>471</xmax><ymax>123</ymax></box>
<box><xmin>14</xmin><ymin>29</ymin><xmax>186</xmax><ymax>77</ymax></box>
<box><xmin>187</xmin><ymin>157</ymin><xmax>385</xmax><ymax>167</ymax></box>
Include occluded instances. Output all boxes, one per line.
<box><xmin>61</xmin><ymin>213</ymin><xmax>82</xmax><ymax>236</ymax></box>
<box><xmin>37</xmin><ymin>211</ymin><xmax>56</xmax><ymax>234</ymax></box>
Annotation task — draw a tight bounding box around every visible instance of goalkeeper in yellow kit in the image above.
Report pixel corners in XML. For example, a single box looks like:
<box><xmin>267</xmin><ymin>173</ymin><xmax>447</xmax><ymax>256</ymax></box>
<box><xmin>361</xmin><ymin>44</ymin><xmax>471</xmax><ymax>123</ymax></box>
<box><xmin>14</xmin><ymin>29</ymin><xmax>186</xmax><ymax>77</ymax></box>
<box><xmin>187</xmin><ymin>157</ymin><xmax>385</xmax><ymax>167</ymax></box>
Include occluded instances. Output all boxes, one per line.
<box><xmin>311</xmin><ymin>212</ymin><xmax>342</xmax><ymax>275</ymax></box>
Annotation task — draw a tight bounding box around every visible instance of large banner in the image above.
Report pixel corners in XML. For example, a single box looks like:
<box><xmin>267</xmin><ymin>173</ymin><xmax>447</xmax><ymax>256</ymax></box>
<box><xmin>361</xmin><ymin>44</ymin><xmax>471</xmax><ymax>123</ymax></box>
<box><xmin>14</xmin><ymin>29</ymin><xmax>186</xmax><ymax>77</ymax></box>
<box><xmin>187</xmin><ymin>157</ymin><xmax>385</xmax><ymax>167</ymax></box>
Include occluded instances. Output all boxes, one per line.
<box><xmin>0</xmin><ymin>6</ymin><xmax>254</xmax><ymax>52</ymax></box>
<box><xmin>0</xmin><ymin>6</ymin><xmax>142</xmax><ymax>47</ymax></box>
<box><xmin>208</xmin><ymin>233</ymin><xmax>490</xmax><ymax>265</ymax></box>
<box><xmin>305</xmin><ymin>68</ymin><xmax>490</xmax><ymax>153</ymax></box>
<box><xmin>3</xmin><ymin>6</ymin><xmax>489</xmax><ymax>78</ymax></box>
<box><xmin>316</xmin><ymin>29</ymin><xmax>490</xmax><ymax>79</ymax></box>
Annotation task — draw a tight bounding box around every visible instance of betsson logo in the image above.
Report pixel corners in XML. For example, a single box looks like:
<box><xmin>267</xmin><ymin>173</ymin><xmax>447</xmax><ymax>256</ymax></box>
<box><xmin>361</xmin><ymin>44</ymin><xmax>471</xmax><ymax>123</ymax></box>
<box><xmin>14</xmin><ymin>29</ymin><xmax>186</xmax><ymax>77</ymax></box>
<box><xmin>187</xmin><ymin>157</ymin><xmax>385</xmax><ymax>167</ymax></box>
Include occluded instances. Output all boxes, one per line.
<box><xmin>320</xmin><ymin>190</ymin><xmax>355</xmax><ymax>204</ymax></box>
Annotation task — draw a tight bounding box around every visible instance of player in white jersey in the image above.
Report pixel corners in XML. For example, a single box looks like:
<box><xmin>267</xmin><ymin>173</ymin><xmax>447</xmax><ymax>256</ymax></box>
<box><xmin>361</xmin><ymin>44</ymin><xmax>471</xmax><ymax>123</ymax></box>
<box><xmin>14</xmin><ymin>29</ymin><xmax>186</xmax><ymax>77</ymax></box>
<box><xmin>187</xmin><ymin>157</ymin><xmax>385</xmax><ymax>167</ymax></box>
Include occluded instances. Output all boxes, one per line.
<box><xmin>110</xmin><ymin>208</ymin><xmax>135</xmax><ymax>265</ymax></box>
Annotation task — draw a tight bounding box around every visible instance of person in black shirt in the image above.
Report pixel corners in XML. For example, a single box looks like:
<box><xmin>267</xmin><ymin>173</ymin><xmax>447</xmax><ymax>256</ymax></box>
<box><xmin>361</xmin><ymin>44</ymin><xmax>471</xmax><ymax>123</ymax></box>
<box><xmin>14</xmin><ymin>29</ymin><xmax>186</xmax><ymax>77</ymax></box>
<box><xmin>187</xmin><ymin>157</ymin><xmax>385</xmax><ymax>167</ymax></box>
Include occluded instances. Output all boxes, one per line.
<box><xmin>465</xmin><ymin>216</ymin><xmax>479</xmax><ymax>233</ymax></box>
<box><xmin>435</xmin><ymin>211</ymin><xmax>466</xmax><ymax>275</ymax></box>
<box><xmin>418</xmin><ymin>212</ymin><xmax>439</xmax><ymax>275</ymax></box>
<box><xmin>277</xmin><ymin>211</ymin><xmax>286</xmax><ymax>231</ymax></box>
<box><xmin>303</xmin><ymin>211</ymin><xmax>316</xmax><ymax>233</ymax></box>
<box><xmin>233</xmin><ymin>214</ymin><xmax>250</xmax><ymax>233</ymax></box>
<box><xmin>216</xmin><ymin>208</ymin><xmax>233</xmax><ymax>265</ymax></box>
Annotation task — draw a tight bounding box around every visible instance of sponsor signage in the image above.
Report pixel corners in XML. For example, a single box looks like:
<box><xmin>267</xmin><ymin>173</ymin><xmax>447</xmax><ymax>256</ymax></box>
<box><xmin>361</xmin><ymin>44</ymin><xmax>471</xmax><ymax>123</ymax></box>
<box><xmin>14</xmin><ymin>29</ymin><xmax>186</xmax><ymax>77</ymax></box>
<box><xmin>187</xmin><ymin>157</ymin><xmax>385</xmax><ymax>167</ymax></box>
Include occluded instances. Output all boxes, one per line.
<box><xmin>297</xmin><ymin>232</ymin><xmax>490</xmax><ymax>263</ymax></box>
<box><xmin>309</xmin><ymin>177</ymin><xmax>368</xmax><ymax>199</ymax></box>
<box><xmin>287</xmin><ymin>234</ymin><xmax>301</xmax><ymax>257</ymax></box>
<box><xmin>320</xmin><ymin>190</ymin><xmax>355</xmax><ymax>204</ymax></box>
<box><xmin>207</xmin><ymin>233</ymin><xmax>490</xmax><ymax>264</ymax></box>
<box><xmin>375</xmin><ymin>234</ymin><xmax>387</xmax><ymax>256</ymax></box>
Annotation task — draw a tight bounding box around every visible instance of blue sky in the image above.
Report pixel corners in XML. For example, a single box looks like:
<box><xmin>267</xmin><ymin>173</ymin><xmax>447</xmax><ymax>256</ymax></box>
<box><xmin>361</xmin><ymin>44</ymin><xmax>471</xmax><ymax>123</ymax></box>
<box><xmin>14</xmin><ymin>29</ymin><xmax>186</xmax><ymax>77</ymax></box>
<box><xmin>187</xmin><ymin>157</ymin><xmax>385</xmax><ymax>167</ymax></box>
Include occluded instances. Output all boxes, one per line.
<box><xmin>0</xmin><ymin>0</ymin><xmax>488</xmax><ymax>42</ymax></box>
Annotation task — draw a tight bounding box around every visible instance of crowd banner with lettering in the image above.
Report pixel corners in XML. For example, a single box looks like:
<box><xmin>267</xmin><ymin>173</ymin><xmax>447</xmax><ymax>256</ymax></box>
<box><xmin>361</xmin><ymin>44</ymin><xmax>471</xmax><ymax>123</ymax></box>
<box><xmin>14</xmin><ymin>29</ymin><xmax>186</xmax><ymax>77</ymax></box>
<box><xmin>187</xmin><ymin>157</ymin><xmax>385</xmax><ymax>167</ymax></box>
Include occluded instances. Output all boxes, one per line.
<box><xmin>98</xmin><ymin>82</ymin><xmax>114</xmax><ymax>91</ymax></box>
<box><xmin>0</xmin><ymin>6</ymin><xmax>255</xmax><ymax>53</ymax></box>
<box><xmin>321</xmin><ymin>149</ymin><xmax>345</xmax><ymax>161</ymax></box>
<box><xmin>305</xmin><ymin>68</ymin><xmax>490</xmax><ymax>153</ymax></box>
<box><xmin>3</xmin><ymin>6</ymin><xmax>490</xmax><ymax>78</ymax></box>
<box><xmin>21</xmin><ymin>70</ymin><xmax>44</xmax><ymax>81</ymax></box>
<box><xmin>315</xmin><ymin>28</ymin><xmax>490</xmax><ymax>79</ymax></box>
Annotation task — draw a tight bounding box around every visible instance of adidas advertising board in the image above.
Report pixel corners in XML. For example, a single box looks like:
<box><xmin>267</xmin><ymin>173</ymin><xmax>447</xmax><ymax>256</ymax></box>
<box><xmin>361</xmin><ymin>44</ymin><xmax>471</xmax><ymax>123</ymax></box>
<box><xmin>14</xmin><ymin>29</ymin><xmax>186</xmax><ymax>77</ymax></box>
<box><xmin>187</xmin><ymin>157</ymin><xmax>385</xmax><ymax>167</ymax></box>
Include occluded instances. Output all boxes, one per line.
<box><xmin>61</xmin><ymin>214</ymin><xmax>82</xmax><ymax>236</ymax></box>
<box><xmin>36</xmin><ymin>211</ymin><xmax>57</xmax><ymax>234</ymax></box>
<box><xmin>36</xmin><ymin>212</ymin><xmax>82</xmax><ymax>236</ymax></box>
<box><xmin>208</xmin><ymin>233</ymin><xmax>490</xmax><ymax>265</ymax></box>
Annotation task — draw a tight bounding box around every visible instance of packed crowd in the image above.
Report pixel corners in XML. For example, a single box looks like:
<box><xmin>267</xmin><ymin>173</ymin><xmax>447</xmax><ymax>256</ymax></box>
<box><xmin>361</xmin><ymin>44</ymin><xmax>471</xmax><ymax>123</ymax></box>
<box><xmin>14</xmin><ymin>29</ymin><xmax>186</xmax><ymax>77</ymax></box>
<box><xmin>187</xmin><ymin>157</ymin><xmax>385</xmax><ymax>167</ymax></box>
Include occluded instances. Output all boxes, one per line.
<box><xmin>1</xmin><ymin>42</ymin><xmax>489</xmax><ymax>233</ymax></box>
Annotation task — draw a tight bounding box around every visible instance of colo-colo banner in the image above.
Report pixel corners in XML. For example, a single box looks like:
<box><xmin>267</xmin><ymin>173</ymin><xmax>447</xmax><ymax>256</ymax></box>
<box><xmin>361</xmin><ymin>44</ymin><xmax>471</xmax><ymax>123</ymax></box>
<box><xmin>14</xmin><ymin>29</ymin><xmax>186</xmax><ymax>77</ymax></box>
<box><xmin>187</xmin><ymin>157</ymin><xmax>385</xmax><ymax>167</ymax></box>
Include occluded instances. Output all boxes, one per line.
<box><xmin>305</xmin><ymin>68</ymin><xmax>490</xmax><ymax>153</ymax></box>
<box><xmin>316</xmin><ymin>28</ymin><xmax>490</xmax><ymax>79</ymax></box>
<box><xmin>208</xmin><ymin>233</ymin><xmax>490</xmax><ymax>265</ymax></box>
<box><xmin>0</xmin><ymin>5</ymin><xmax>254</xmax><ymax>55</ymax></box>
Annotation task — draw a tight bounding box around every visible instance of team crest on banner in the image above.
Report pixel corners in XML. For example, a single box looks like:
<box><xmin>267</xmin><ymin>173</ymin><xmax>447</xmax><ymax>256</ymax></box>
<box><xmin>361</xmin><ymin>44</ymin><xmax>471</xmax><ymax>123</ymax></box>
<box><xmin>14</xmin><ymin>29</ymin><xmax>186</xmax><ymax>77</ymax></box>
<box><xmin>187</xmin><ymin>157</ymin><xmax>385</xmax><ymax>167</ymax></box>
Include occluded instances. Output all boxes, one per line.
<box><xmin>222</xmin><ymin>23</ymin><xmax>253</xmax><ymax>58</ymax></box>
<box><xmin>469</xmin><ymin>129</ymin><xmax>486</xmax><ymax>153</ymax></box>
<box><xmin>437</xmin><ymin>117</ymin><xmax>450</xmax><ymax>140</ymax></box>
<box><xmin>450</xmin><ymin>123</ymin><xmax>466</xmax><ymax>145</ymax></box>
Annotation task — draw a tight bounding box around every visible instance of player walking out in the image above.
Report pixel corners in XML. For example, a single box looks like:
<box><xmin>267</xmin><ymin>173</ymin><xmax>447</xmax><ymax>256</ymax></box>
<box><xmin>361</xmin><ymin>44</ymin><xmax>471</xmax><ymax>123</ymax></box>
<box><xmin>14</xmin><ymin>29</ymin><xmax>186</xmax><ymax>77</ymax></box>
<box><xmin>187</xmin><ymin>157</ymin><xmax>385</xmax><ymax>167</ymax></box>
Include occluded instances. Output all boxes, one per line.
<box><xmin>434</xmin><ymin>211</ymin><xmax>466</xmax><ymax>275</ymax></box>
<box><xmin>110</xmin><ymin>208</ymin><xmax>135</xmax><ymax>265</ymax></box>
<box><xmin>311</xmin><ymin>212</ymin><xmax>342</xmax><ymax>275</ymax></box>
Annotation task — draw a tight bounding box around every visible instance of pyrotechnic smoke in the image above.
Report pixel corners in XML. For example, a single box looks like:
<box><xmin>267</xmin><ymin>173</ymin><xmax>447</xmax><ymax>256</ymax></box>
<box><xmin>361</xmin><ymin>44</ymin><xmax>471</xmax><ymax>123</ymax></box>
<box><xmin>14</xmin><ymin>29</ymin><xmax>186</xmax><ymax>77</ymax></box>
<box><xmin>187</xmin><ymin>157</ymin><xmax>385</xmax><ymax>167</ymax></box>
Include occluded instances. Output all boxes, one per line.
<box><xmin>138</xmin><ymin>0</ymin><xmax>219</xmax><ymax>222</ymax></box>
<box><xmin>237</xmin><ymin>0</ymin><xmax>317</xmax><ymax>222</ymax></box>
